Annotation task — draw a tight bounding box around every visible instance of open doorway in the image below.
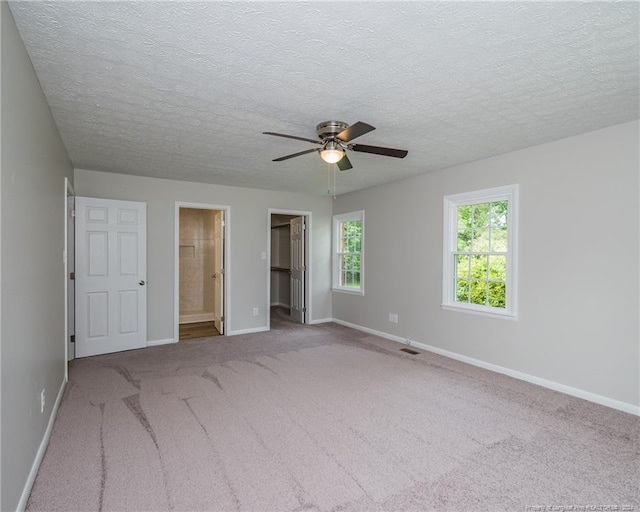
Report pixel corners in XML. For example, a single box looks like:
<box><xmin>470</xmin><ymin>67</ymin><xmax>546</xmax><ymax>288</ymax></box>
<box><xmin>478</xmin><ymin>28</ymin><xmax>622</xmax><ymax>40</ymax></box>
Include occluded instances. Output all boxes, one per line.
<box><xmin>268</xmin><ymin>209</ymin><xmax>311</xmax><ymax>328</ymax></box>
<box><xmin>175</xmin><ymin>204</ymin><xmax>228</xmax><ymax>340</ymax></box>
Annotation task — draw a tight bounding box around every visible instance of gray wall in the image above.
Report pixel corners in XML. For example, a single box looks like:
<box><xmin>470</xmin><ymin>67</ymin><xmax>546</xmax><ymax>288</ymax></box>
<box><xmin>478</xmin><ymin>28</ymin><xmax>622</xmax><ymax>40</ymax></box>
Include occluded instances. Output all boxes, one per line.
<box><xmin>333</xmin><ymin>121</ymin><xmax>639</xmax><ymax>408</ymax></box>
<box><xmin>1</xmin><ymin>4</ymin><xmax>74</xmax><ymax>510</ymax></box>
<box><xmin>73</xmin><ymin>170</ymin><xmax>333</xmax><ymax>339</ymax></box>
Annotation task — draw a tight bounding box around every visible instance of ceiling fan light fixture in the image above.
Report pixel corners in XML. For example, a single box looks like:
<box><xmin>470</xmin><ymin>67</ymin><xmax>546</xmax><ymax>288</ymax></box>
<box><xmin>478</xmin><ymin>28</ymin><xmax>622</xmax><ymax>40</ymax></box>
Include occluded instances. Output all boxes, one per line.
<box><xmin>320</xmin><ymin>141</ymin><xmax>344</xmax><ymax>164</ymax></box>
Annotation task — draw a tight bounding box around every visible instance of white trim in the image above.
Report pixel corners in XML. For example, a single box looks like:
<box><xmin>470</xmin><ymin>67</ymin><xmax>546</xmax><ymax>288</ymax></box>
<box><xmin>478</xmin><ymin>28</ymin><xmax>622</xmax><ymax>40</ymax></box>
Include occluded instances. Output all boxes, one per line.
<box><xmin>332</xmin><ymin>318</ymin><xmax>639</xmax><ymax>416</ymax></box>
<box><xmin>332</xmin><ymin>287</ymin><xmax>365</xmax><ymax>296</ymax></box>
<box><xmin>309</xmin><ymin>317</ymin><xmax>334</xmax><ymax>324</ymax></box>
<box><xmin>267</xmin><ymin>209</ymin><xmax>312</xmax><ymax>330</ymax></box>
<box><xmin>174</xmin><ymin>202</ymin><xmax>231</xmax><ymax>340</ymax></box>
<box><xmin>441</xmin><ymin>304</ymin><xmax>518</xmax><ymax>321</ymax></box>
<box><xmin>332</xmin><ymin>210</ymin><xmax>364</xmax><ymax>295</ymax></box>
<box><xmin>442</xmin><ymin>184</ymin><xmax>518</xmax><ymax>318</ymax></box>
<box><xmin>16</xmin><ymin>378</ymin><xmax>67</xmax><ymax>512</ymax></box>
<box><xmin>331</xmin><ymin>318</ymin><xmax>406</xmax><ymax>344</ymax></box>
<box><xmin>63</xmin><ymin>178</ymin><xmax>75</xmax><ymax>374</ymax></box>
<box><xmin>228</xmin><ymin>326</ymin><xmax>269</xmax><ymax>336</ymax></box>
<box><xmin>147</xmin><ymin>338</ymin><xmax>177</xmax><ymax>347</ymax></box>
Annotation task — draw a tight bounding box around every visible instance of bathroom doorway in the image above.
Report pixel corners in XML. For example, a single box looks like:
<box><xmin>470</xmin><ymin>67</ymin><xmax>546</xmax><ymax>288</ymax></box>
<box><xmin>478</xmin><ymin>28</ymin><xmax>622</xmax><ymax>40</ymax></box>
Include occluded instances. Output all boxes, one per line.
<box><xmin>175</xmin><ymin>204</ymin><xmax>227</xmax><ymax>340</ymax></box>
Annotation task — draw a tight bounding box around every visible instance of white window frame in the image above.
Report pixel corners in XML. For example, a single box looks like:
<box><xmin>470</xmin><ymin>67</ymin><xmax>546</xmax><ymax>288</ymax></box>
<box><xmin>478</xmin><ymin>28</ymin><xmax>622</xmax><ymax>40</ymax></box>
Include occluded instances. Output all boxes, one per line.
<box><xmin>442</xmin><ymin>185</ymin><xmax>518</xmax><ymax>319</ymax></box>
<box><xmin>332</xmin><ymin>210</ymin><xmax>364</xmax><ymax>295</ymax></box>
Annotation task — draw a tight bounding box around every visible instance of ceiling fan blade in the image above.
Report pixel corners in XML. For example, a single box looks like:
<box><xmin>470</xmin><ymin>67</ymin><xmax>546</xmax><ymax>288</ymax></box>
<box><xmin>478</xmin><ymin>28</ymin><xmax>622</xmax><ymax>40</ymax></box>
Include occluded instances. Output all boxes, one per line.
<box><xmin>350</xmin><ymin>144</ymin><xmax>408</xmax><ymax>158</ymax></box>
<box><xmin>336</xmin><ymin>153</ymin><xmax>353</xmax><ymax>171</ymax></box>
<box><xmin>273</xmin><ymin>148</ymin><xmax>319</xmax><ymax>162</ymax></box>
<box><xmin>336</xmin><ymin>121</ymin><xmax>375</xmax><ymax>142</ymax></box>
<box><xmin>263</xmin><ymin>132</ymin><xmax>321</xmax><ymax>145</ymax></box>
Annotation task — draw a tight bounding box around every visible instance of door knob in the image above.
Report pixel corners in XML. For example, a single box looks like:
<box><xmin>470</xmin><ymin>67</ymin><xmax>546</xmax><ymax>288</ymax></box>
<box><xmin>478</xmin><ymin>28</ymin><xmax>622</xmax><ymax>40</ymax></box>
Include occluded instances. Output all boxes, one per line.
<box><xmin>139</xmin><ymin>280</ymin><xmax>145</xmax><ymax>286</ymax></box>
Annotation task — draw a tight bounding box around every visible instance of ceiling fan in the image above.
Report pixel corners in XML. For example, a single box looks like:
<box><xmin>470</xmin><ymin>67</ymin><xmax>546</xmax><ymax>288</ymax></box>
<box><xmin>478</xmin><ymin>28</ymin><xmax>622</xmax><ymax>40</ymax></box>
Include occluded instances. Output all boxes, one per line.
<box><xmin>263</xmin><ymin>121</ymin><xmax>408</xmax><ymax>171</ymax></box>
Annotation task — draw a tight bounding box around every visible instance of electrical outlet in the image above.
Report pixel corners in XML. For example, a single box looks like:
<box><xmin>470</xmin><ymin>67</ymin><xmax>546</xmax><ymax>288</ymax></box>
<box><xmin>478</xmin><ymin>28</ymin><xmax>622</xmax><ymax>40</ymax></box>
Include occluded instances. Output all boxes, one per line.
<box><xmin>40</xmin><ymin>389</ymin><xmax>45</xmax><ymax>413</ymax></box>
<box><xmin>252</xmin><ymin>307</ymin><xmax>259</xmax><ymax>316</ymax></box>
<box><xmin>388</xmin><ymin>313</ymin><xmax>399</xmax><ymax>323</ymax></box>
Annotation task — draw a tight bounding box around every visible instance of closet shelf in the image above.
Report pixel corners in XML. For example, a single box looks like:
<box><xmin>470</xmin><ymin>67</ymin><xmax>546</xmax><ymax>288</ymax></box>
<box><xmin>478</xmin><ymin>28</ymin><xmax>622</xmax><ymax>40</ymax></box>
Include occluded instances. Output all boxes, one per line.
<box><xmin>270</xmin><ymin>266</ymin><xmax>290</xmax><ymax>273</ymax></box>
<box><xmin>270</xmin><ymin>223</ymin><xmax>290</xmax><ymax>229</ymax></box>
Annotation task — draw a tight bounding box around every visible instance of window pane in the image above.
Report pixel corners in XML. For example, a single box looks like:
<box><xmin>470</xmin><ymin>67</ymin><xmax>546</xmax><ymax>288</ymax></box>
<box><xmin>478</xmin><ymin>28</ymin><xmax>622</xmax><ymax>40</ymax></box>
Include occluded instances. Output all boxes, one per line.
<box><xmin>470</xmin><ymin>280</ymin><xmax>488</xmax><ymax>305</ymax></box>
<box><xmin>490</xmin><ymin>201</ymin><xmax>508</xmax><ymax>227</ymax></box>
<box><xmin>456</xmin><ymin>279</ymin><xmax>470</xmax><ymax>302</ymax></box>
<box><xmin>488</xmin><ymin>282</ymin><xmax>506</xmax><ymax>308</ymax></box>
<box><xmin>344</xmin><ymin>254</ymin><xmax>360</xmax><ymax>273</ymax></box>
<box><xmin>472</xmin><ymin>203</ymin><xmax>490</xmax><ymax>228</ymax></box>
<box><xmin>491</xmin><ymin>228</ymin><xmax>508</xmax><ymax>252</ymax></box>
<box><xmin>457</xmin><ymin>228</ymin><xmax>472</xmax><ymax>251</ymax></box>
<box><xmin>456</xmin><ymin>255</ymin><xmax>470</xmax><ymax>278</ymax></box>
<box><xmin>488</xmin><ymin>255</ymin><xmax>506</xmax><ymax>281</ymax></box>
<box><xmin>457</xmin><ymin>205</ymin><xmax>472</xmax><ymax>229</ymax></box>
<box><xmin>345</xmin><ymin>271</ymin><xmax>354</xmax><ymax>287</ymax></box>
<box><xmin>472</xmin><ymin>228</ymin><xmax>490</xmax><ymax>252</ymax></box>
<box><xmin>470</xmin><ymin>255</ymin><xmax>488</xmax><ymax>280</ymax></box>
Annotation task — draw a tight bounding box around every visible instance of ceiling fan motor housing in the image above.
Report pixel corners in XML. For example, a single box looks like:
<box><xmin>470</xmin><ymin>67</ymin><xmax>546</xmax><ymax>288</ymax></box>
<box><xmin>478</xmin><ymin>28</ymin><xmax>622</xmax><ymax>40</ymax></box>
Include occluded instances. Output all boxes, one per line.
<box><xmin>316</xmin><ymin>121</ymin><xmax>349</xmax><ymax>141</ymax></box>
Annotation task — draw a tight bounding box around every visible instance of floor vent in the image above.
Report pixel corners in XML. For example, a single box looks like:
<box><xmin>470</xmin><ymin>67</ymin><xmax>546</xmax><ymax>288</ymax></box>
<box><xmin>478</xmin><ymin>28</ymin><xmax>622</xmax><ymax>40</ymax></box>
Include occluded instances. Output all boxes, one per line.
<box><xmin>400</xmin><ymin>348</ymin><xmax>420</xmax><ymax>355</ymax></box>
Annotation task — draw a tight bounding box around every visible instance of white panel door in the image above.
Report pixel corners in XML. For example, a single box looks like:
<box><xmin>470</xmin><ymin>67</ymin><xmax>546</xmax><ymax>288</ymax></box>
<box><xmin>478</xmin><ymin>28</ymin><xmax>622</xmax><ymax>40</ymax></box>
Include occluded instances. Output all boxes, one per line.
<box><xmin>75</xmin><ymin>197</ymin><xmax>147</xmax><ymax>357</ymax></box>
<box><xmin>213</xmin><ymin>210</ymin><xmax>225</xmax><ymax>334</ymax></box>
<box><xmin>290</xmin><ymin>216</ymin><xmax>305</xmax><ymax>323</ymax></box>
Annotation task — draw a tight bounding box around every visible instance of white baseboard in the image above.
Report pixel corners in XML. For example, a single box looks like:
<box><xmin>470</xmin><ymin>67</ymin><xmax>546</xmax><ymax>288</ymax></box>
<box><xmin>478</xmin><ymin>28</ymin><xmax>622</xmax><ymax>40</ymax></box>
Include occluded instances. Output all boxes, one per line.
<box><xmin>17</xmin><ymin>377</ymin><xmax>67</xmax><ymax>512</ymax></box>
<box><xmin>147</xmin><ymin>338</ymin><xmax>177</xmax><ymax>347</ymax></box>
<box><xmin>228</xmin><ymin>326</ymin><xmax>269</xmax><ymax>336</ymax></box>
<box><xmin>332</xmin><ymin>318</ymin><xmax>640</xmax><ymax>417</ymax></box>
<box><xmin>309</xmin><ymin>318</ymin><xmax>334</xmax><ymax>325</ymax></box>
<box><xmin>332</xmin><ymin>318</ymin><xmax>406</xmax><ymax>343</ymax></box>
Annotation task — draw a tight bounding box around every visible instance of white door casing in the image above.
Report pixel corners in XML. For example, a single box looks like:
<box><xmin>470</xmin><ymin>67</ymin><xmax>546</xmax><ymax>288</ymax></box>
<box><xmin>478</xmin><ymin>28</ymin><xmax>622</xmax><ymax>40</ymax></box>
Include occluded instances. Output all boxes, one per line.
<box><xmin>67</xmin><ymin>193</ymin><xmax>75</xmax><ymax>361</ymax></box>
<box><xmin>75</xmin><ymin>197</ymin><xmax>147</xmax><ymax>357</ymax></box>
<box><xmin>213</xmin><ymin>210</ymin><xmax>225</xmax><ymax>334</ymax></box>
<box><xmin>290</xmin><ymin>216</ymin><xmax>305</xmax><ymax>323</ymax></box>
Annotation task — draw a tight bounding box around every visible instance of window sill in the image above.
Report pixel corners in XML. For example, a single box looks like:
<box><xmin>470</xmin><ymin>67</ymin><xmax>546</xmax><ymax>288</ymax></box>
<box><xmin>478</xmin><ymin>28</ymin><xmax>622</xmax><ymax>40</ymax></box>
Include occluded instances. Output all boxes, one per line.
<box><xmin>332</xmin><ymin>287</ymin><xmax>364</xmax><ymax>296</ymax></box>
<box><xmin>441</xmin><ymin>303</ymin><xmax>517</xmax><ymax>321</ymax></box>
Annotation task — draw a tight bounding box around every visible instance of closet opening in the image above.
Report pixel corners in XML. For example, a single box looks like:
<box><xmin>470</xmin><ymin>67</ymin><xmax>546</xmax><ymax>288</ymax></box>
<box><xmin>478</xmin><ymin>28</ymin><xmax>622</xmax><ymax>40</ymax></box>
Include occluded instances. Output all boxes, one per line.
<box><xmin>268</xmin><ymin>210</ymin><xmax>310</xmax><ymax>327</ymax></box>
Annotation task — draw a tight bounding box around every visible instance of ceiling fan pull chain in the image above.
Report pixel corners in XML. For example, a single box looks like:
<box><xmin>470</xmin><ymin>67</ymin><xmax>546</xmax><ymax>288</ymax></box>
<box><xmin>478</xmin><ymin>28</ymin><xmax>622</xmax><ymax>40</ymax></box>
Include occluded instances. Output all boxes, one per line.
<box><xmin>327</xmin><ymin>164</ymin><xmax>331</xmax><ymax>195</ymax></box>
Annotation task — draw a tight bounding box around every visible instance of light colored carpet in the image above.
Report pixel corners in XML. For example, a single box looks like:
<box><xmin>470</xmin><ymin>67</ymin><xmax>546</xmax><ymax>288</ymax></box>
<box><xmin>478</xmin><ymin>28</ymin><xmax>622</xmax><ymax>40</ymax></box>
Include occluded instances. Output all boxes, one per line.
<box><xmin>27</xmin><ymin>309</ymin><xmax>639</xmax><ymax>511</ymax></box>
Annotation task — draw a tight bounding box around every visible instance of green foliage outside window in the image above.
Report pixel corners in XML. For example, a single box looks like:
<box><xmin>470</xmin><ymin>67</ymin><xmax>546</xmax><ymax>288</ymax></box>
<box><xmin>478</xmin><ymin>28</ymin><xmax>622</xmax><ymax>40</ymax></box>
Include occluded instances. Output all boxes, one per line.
<box><xmin>455</xmin><ymin>201</ymin><xmax>508</xmax><ymax>308</ymax></box>
<box><xmin>340</xmin><ymin>220</ymin><xmax>361</xmax><ymax>287</ymax></box>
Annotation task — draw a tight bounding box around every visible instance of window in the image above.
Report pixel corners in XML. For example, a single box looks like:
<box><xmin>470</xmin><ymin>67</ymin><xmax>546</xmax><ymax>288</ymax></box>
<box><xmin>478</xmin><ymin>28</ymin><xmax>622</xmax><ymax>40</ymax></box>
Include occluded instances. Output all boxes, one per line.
<box><xmin>333</xmin><ymin>210</ymin><xmax>364</xmax><ymax>294</ymax></box>
<box><xmin>442</xmin><ymin>185</ymin><xmax>518</xmax><ymax>318</ymax></box>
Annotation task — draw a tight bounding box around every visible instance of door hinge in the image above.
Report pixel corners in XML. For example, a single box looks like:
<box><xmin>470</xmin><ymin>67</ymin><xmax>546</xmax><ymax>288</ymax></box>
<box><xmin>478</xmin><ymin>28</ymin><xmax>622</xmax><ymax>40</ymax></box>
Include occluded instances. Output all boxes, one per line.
<box><xmin>70</xmin><ymin>335</ymin><xmax>75</xmax><ymax>343</ymax></box>
<box><xmin>70</xmin><ymin>210</ymin><xmax>76</xmax><ymax>218</ymax></box>
<box><xmin>220</xmin><ymin>268</ymin><xmax>225</xmax><ymax>275</ymax></box>
<box><xmin>302</xmin><ymin>307</ymin><xmax>307</xmax><ymax>313</ymax></box>
<box><xmin>220</xmin><ymin>316</ymin><xmax>225</xmax><ymax>323</ymax></box>
<box><xmin>69</xmin><ymin>272</ymin><xmax>75</xmax><ymax>280</ymax></box>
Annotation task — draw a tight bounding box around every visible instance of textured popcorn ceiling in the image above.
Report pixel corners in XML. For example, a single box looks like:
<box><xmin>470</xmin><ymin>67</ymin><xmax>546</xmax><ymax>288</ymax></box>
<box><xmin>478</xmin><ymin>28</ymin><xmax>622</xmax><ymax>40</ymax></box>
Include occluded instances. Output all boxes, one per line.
<box><xmin>8</xmin><ymin>2</ymin><xmax>640</xmax><ymax>196</ymax></box>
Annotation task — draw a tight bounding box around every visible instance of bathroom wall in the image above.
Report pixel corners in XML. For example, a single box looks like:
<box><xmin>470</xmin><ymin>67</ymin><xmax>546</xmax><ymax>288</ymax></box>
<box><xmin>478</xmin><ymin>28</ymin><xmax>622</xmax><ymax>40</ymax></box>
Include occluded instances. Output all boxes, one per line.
<box><xmin>179</xmin><ymin>208</ymin><xmax>216</xmax><ymax>319</ymax></box>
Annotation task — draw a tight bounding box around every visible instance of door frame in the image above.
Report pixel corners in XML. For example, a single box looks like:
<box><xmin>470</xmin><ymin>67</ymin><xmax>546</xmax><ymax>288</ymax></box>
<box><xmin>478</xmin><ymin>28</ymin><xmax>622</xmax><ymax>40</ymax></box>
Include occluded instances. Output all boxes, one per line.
<box><xmin>174</xmin><ymin>202</ymin><xmax>231</xmax><ymax>341</ymax></box>
<box><xmin>63</xmin><ymin>177</ymin><xmax>75</xmax><ymax>376</ymax></box>
<box><xmin>267</xmin><ymin>208</ymin><xmax>312</xmax><ymax>330</ymax></box>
